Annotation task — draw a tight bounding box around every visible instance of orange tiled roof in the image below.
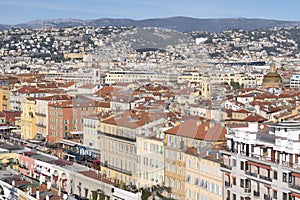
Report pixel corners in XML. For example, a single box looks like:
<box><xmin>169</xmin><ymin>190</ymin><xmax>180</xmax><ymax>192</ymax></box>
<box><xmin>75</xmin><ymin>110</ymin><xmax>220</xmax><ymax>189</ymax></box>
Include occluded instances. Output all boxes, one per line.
<box><xmin>165</xmin><ymin>119</ymin><xmax>226</xmax><ymax>141</ymax></box>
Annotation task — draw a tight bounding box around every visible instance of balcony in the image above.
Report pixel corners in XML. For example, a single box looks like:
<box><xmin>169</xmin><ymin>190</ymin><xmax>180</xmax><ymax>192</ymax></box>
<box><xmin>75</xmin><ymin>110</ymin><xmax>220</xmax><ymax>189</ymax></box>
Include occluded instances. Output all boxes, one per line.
<box><xmin>36</xmin><ymin>123</ymin><xmax>46</xmax><ymax>128</ymax></box>
<box><xmin>35</xmin><ymin>112</ymin><xmax>46</xmax><ymax>117</ymax></box>
<box><xmin>245</xmin><ymin>170</ymin><xmax>257</xmax><ymax>177</ymax></box>
<box><xmin>244</xmin><ymin>188</ymin><xmax>251</xmax><ymax>193</ymax></box>
<box><xmin>102</xmin><ymin>163</ymin><xmax>132</xmax><ymax>176</ymax></box>
<box><xmin>221</xmin><ymin>163</ymin><xmax>232</xmax><ymax>170</ymax></box>
<box><xmin>289</xmin><ymin>183</ymin><xmax>300</xmax><ymax>190</ymax></box>
<box><xmin>259</xmin><ymin>175</ymin><xmax>272</xmax><ymax>182</ymax></box>
<box><xmin>97</xmin><ymin>131</ymin><xmax>136</xmax><ymax>142</ymax></box>
<box><xmin>264</xmin><ymin>194</ymin><xmax>271</xmax><ymax>200</ymax></box>
<box><xmin>225</xmin><ymin>181</ymin><xmax>230</xmax><ymax>187</ymax></box>
<box><xmin>253</xmin><ymin>191</ymin><xmax>260</xmax><ymax>197</ymax></box>
<box><xmin>19</xmin><ymin>164</ymin><xmax>28</xmax><ymax>170</ymax></box>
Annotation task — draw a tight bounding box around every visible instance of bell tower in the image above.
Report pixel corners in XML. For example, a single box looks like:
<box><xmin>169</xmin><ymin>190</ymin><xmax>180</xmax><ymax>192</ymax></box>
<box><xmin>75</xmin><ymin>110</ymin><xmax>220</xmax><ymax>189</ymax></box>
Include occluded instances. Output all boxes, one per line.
<box><xmin>201</xmin><ymin>72</ymin><xmax>211</xmax><ymax>99</ymax></box>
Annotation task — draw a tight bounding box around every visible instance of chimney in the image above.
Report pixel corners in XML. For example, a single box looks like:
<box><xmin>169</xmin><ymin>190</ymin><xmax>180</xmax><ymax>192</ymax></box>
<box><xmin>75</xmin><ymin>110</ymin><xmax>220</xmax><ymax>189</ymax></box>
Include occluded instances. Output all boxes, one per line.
<box><xmin>36</xmin><ymin>190</ymin><xmax>40</xmax><ymax>199</ymax></box>
<box><xmin>206</xmin><ymin>150</ymin><xmax>210</xmax><ymax>157</ymax></box>
<box><xmin>47</xmin><ymin>181</ymin><xmax>51</xmax><ymax>190</ymax></box>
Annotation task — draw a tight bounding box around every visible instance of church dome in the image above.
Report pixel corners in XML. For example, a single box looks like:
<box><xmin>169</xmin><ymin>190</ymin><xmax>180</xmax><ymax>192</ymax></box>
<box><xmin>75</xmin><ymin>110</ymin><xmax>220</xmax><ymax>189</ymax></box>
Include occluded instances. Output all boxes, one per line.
<box><xmin>261</xmin><ymin>66</ymin><xmax>283</xmax><ymax>89</ymax></box>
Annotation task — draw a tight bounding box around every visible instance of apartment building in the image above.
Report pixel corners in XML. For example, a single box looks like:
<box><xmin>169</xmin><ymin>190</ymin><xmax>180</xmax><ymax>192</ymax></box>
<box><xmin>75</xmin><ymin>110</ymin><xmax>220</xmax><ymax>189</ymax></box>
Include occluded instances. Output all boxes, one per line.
<box><xmin>47</xmin><ymin>96</ymin><xmax>98</xmax><ymax>144</ymax></box>
<box><xmin>0</xmin><ymin>86</ymin><xmax>11</xmax><ymax>111</ymax></box>
<box><xmin>45</xmin><ymin>67</ymin><xmax>102</xmax><ymax>85</ymax></box>
<box><xmin>104</xmin><ymin>70</ymin><xmax>177</xmax><ymax>84</ymax></box>
<box><xmin>184</xmin><ymin>147</ymin><xmax>223</xmax><ymax>200</ymax></box>
<box><xmin>20</xmin><ymin>98</ymin><xmax>37</xmax><ymax>140</ymax></box>
<box><xmin>35</xmin><ymin>95</ymin><xmax>72</xmax><ymax>138</ymax></box>
<box><xmin>164</xmin><ymin>119</ymin><xmax>226</xmax><ymax>200</ymax></box>
<box><xmin>290</xmin><ymin>75</ymin><xmax>300</xmax><ymax>88</ymax></box>
<box><xmin>97</xmin><ymin>110</ymin><xmax>164</xmax><ymax>186</ymax></box>
<box><xmin>136</xmin><ymin>135</ymin><xmax>165</xmax><ymax>188</ymax></box>
<box><xmin>221</xmin><ymin>122</ymin><xmax>300</xmax><ymax>200</ymax></box>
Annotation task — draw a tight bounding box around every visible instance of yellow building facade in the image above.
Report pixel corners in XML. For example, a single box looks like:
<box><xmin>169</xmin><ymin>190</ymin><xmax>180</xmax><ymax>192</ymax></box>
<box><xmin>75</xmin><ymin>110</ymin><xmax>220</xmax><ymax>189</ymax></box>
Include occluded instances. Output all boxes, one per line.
<box><xmin>0</xmin><ymin>86</ymin><xmax>11</xmax><ymax>111</ymax></box>
<box><xmin>0</xmin><ymin>152</ymin><xmax>19</xmax><ymax>170</ymax></box>
<box><xmin>20</xmin><ymin>98</ymin><xmax>37</xmax><ymax>140</ymax></box>
<box><xmin>184</xmin><ymin>149</ymin><xmax>222</xmax><ymax>200</ymax></box>
<box><xmin>164</xmin><ymin>119</ymin><xmax>226</xmax><ymax>200</ymax></box>
<box><xmin>98</xmin><ymin>115</ymin><xmax>138</xmax><ymax>186</ymax></box>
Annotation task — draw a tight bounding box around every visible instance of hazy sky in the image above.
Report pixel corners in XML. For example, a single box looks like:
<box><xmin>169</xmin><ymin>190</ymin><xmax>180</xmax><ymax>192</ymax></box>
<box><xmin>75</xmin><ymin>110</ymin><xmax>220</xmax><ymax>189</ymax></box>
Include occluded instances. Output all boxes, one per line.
<box><xmin>1</xmin><ymin>0</ymin><xmax>299</xmax><ymax>24</ymax></box>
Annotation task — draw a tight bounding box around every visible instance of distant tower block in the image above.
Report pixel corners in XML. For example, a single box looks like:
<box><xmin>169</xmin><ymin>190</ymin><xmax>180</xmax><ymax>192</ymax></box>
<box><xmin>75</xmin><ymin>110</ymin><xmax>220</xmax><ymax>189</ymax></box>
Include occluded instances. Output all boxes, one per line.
<box><xmin>201</xmin><ymin>72</ymin><xmax>211</xmax><ymax>99</ymax></box>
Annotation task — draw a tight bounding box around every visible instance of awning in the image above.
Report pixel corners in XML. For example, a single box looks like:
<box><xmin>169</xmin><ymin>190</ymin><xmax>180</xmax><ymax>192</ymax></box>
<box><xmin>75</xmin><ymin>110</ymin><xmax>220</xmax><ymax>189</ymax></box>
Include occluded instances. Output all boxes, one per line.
<box><xmin>292</xmin><ymin>172</ymin><xmax>300</xmax><ymax>178</ymax></box>
<box><xmin>264</xmin><ymin>184</ymin><xmax>272</xmax><ymax>188</ymax></box>
<box><xmin>248</xmin><ymin>161</ymin><xmax>272</xmax><ymax>170</ymax></box>
<box><xmin>70</xmin><ymin>131</ymin><xmax>83</xmax><ymax>135</ymax></box>
<box><xmin>0</xmin><ymin>126</ymin><xmax>8</xmax><ymax>130</ymax></box>
<box><xmin>58</xmin><ymin>140</ymin><xmax>77</xmax><ymax>147</ymax></box>
<box><xmin>291</xmin><ymin>193</ymin><xmax>300</xmax><ymax>198</ymax></box>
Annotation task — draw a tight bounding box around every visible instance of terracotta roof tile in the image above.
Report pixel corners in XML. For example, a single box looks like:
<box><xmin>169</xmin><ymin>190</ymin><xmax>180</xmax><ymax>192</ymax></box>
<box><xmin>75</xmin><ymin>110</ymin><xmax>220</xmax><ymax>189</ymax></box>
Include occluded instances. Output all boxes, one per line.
<box><xmin>165</xmin><ymin>120</ymin><xmax>226</xmax><ymax>141</ymax></box>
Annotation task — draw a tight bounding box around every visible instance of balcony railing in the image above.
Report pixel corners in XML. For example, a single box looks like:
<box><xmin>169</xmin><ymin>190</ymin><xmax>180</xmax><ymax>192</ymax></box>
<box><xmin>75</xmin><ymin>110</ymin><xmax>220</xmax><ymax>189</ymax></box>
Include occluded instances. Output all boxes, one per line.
<box><xmin>264</xmin><ymin>194</ymin><xmax>271</xmax><ymax>200</ymax></box>
<box><xmin>19</xmin><ymin>164</ymin><xmax>28</xmax><ymax>170</ymax></box>
<box><xmin>35</xmin><ymin>112</ymin><xmax>46</xmax><ymax>117</ymax></box>
<box><xmin>289</xmin><ymin>183</ymin><xmax>300</xmax><ymax>190</ymax></box>
<box><xmin>244</xmin><ymin>188</ymin><xmax>251</xmax><ymax>193</ymax></box>
<box><xmin>259</xmin><ymin>175</ymin><xmax>272</xmax><ymax>182</ymax></box>
<box><xmin>102</xmin><ymin>163</ymin><xmax>132</xmax><ymax>176</ymax></box>
<box><xmin>225</xmin><ymin>181</ymin><xmax>230</xmax><ymax>187</ymax></box>
<box><xmin>97</xmin><ymin>131</ymin><xmax>136</xmax><ymax>142</ymax></box>
<box><xmin>221</xmin><ymin>163</ymin><xmax>232</xmax><ymax>170</ymax></box>
<box><xmin>245</xmin><ymin>170</ymin><xmax>257</xmax><ymax>177</ymax></box>
<box><xmin>253</xmin><ymin>191</ymin><xmax>260</xmax><ymax>197</ymax></box>
<box><xmin>36</xmin><ymin>123</ymin><xmax>46</xmax><ymax>128</ymax></box>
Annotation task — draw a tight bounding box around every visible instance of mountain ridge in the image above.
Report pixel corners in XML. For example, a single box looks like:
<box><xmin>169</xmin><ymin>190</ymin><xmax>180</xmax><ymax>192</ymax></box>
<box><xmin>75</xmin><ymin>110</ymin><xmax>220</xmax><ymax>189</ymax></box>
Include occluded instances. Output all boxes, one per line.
<box><xmin>2</xmin><ymin>16</ymin><xmax>300</xmax><ymax>32</ymax></box>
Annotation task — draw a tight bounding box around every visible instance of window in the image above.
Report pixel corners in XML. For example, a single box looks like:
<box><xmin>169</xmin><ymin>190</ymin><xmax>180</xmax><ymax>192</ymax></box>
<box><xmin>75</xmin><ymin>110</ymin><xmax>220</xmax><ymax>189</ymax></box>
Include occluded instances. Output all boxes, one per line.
<box><xmin>282</xmin><ymin>192</ymin><xmax>287</xmax><ymax>200</ymax></box>
<box><xmin>283</xmin><ymin>173</ymin><xmax>287</xmax><ymax>182</ymax></box>
<box><xmin>84</xmin><ymin>188</ymin><xmax>88</xmax><ymax>198</ymax></box>
<box><xmin>187</xmin><ymin>159</ymin><xmax>191</xmax><ymax>167</ymax></box>
<box><xmin>274</xmin><ymin>171</ymin><xmax>278</xmax><ymax>180</ymax></box>
<box><xmin>173</xmin><ymin>165</ymin><xmax>177</xmax><ymax>173</ymax></box>
<box><xmin>167</xmin><ymin>164</ymin><xmax>170</xmax><ymax>172</ymax></box>
<box><xmin>273</xmin><ymin>190</ymin><xmax>277</xmax><ymax>199</ymax></box>
<box><xmin>240</xmin><ymin>179</ymin><xmax>244</xmax><ymax>188</ymax></box>
<box><xmin>232</xmin><ymin>193</ymin><xmax>236</xmax><ymax>200</ymax></box>
<box><xmin>232</xmin><ymin>159</ymin><xmax>237</xmax><ymax>167</ymax></box>
<box><xmin>179</xmin><ymin>166</ymin><xmax>182</xmax><ymax>175</ymax></box>
<box><xmin>179</xmin><ymin>181</ymin><xmax>182</xmax><ymax>190</ymax></box>
<box><xmin>186</xmin><ymin>189</ymin><xmax>191</xmax><ymax>198</ymax></box>
<box><xmin>232</xmin><ymin>177</ymin><xmax>236</xmax><ymax>186</ymax></box>
<box><xmin>240</xmin><ymin>161</ymin><xmax>244</xmax><ymax>170</ymax></box>
<box><xmin>194</xmin><ymin>178</ymin><xmax>199</xmax><ymax>185</ymax></box>
<box><xmin>144</xmin><ymin>157</ymin><xmax>148</xmax><ymax>166</ymax></box>
<box><xmin>186</xmin><ymin>175</ymin><xmax>191</xmax><ymax>183</ymax></box>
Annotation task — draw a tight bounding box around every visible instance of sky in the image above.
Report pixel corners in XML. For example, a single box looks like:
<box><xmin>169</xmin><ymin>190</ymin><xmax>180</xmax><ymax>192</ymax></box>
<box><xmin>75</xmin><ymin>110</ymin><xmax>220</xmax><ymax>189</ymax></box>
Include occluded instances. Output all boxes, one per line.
<box><xmin>0</xmin><ymin>0</ymin><xmax>300</xmax><ymax>24</ymax></box>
